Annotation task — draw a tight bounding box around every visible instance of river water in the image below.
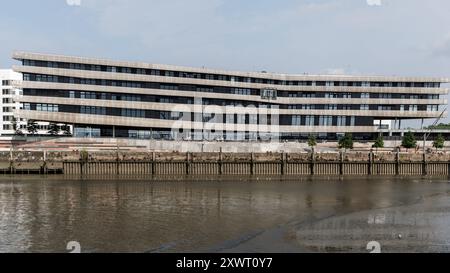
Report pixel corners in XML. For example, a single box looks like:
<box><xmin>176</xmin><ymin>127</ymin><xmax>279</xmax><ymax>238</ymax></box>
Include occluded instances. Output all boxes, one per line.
<box><xmin>1</xmin><ymin>176</ymin><xmax>450</xmax><ymax>253</ymax></box>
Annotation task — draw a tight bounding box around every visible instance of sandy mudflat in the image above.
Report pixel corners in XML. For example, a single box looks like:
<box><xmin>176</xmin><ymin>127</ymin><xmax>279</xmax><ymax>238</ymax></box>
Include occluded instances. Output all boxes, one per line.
<box><xmin>219</xmin><ymin>191</ymin><xmax>450</xmax><ymax>253</ymax></box>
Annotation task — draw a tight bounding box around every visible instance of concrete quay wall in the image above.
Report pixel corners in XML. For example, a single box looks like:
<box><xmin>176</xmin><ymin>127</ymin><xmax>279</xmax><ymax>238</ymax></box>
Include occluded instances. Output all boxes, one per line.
<box><xmin>1</xmin><ymin>150</ymin><xmax>450</xmax><ymax>176</ymax></box>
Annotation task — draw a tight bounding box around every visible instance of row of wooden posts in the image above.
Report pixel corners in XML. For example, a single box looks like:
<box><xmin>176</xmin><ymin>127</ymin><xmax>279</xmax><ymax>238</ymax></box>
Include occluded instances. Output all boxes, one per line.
<box><xmin>58</xmin><ymin>151</ymin><xmax>450</xmax><ymax>176</ymax></box>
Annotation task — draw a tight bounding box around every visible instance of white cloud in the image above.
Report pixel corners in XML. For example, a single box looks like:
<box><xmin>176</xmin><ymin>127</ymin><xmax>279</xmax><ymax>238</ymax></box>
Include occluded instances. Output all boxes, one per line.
<box><xmin>366</xmin><ymin>0</ymin><xmax>382</xmax><ymax>6</ymax></box>
<box><xmin>66</xmin><ymin>0</ymin><xmax>81</xmax><ymax>6</ymax></box>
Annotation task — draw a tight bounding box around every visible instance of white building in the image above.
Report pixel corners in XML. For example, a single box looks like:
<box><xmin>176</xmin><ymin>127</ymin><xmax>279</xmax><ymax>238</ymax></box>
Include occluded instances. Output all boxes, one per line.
<box><xmin>0</xmin><ymin>69</ymin><xmax>26</xmax><ymax>135</ymax></box>
<box><xmin>0</xmin><ymin>69</ymin><xmax>71</xmax><ymax>136</ymax></box>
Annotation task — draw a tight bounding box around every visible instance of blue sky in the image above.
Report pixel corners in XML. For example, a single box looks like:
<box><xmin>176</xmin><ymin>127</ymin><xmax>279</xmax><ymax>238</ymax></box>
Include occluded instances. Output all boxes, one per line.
<box><xmin>0</xmin><ymin>0</ymin><xmax>449</xmax><ymax>76</ymax></box>
<box><xmin>0</xmin><ymin>0</ymin><xmax>450</xmax><ymax>125</ymax></box>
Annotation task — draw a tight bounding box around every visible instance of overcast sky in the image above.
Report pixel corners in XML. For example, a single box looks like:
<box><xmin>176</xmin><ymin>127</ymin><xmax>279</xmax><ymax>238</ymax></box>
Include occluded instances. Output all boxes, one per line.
<box><xmin>0</xmin><ymin>0</ymin><xmax>449</xmax><ymax>125</ymax></box>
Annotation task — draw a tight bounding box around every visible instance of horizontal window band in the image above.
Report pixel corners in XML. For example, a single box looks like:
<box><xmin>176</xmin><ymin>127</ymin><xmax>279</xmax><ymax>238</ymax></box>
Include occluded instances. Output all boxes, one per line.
<box><xmin>14</xmin><ymin>65</ymin><xmax>449</xmax><ymax>95</ymax></box>
<box><xmin>18</xmin><ymin>97</ymin><xmax>446</xmax><ymax>118</ymax></box>
<box><xmin>17</xmin><ymin>110</ymin><xmax>379</xmax><ymax>133</ymax></box>
<box><xmin>13</xmin><ymin>52</ymin><xmax>449</xmax><ymax>84</ymax></box>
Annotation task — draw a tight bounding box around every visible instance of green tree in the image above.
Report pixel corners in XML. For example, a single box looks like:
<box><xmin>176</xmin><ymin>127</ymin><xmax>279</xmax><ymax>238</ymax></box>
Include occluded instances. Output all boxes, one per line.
<box><xmin>373</xmin><ymin>135</ymin><xmax>384</xmax><ymax>150</ymax></box>
<box><xmin>27</xmin><ymin>120</ymin><xmax>38</xmax><ymax>135</ymax></box>
<box><xmin>308</xmin><ymin>135</ymin><xmax>317</xmax><ymax>149</ymax></box>
<box><xmin>80</xmin><ymin>149</ymin><xmax>89</xmax><ymax>162</ymax></box>
<box><xmin>433</xmin><ymin>134</ymin><xmax>445</xmax><ymax>150</ymax></box>
<box><xmin>426</xmin><ymin>123</ymin><xmax>450</xmax><ymax>130</ymax></box>
<box><xmin>402</xmin><ymin>131</ymin><xmax>417</xmax><ymax>149</ymax></box>
<box><xmin>48</xmin><ymin>123</ymin><xmax>60</xmax><ymax>136</ymax></box>
<box><xmin>339</xmin><ymin>133</ymin><xmax>354</xmax><ymax>150</ymax></box>
<box><xmin>12</xmin><ymin>116</ymin><xmax>18</xmax><ymax>132</ymax></box>
<box><xmin>11</xmin><ymin>116</ymin><xmax>23</xmax><ymax>136</ymax></box>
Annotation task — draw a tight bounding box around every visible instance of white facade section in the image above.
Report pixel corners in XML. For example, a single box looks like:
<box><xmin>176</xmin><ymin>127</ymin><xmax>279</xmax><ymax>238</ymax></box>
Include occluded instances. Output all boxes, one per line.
<box><xmin>0</xmin><ymin>69</ymin><xmax>69</xmax><ymax>136</ymax></box>
<box><xmin>0</xmin><ymin>69</ymin><xmax>25</xmax><ymax>136</ymax></box>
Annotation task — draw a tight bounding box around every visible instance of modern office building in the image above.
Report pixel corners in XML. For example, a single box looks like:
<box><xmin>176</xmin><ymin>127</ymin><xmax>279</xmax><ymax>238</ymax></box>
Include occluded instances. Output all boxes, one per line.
<box><xmin>11</xmin><ymin>51</ymin><xmax>450</xmax><ymax>141</ymax></box>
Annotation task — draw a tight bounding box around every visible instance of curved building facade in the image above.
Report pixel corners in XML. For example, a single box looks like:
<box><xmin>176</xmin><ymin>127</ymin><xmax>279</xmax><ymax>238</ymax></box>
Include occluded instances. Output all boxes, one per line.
<box><xmin>12</xmin><ymin>51</ymin><xmax>450</xmax><ymax>141</ymax></box>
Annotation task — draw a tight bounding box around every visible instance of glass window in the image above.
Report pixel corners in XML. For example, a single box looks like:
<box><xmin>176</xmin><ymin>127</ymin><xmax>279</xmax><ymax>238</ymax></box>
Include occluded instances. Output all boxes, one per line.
<box><xmin>261</xmin><ymin>89</ymin><xmax>277</xmax><ymax>100</ymax></box>
<box><xmin>409</xmin><ymin>105</ymin><xmax>418</xmax><ymax>112</ymax></box>
<box><xmin>160</xmin><ymin>112</ymin><xmax>170</xmax><ymax>119</ymax></box>
<box><xmin>305</xmin><ymin>116</ymin><xmax>314</xmax><ymax>126</ymax></box>
<box><xmin>236</xmin><ymin>114</ymin><xmax>245</xmax><ymax>124</ymax></box>
<box><xmin>428</xmin><ymin>105</ymin><xmax>438</xmax><ymax>112</ymax></box>
<box><xmin>292</xmin><ymin>115</ymin><xmax>302</xmax><ymax>126</ymax></box>
<box><xmin>342</xmin><ymin>93</ymin><xmax>351</xmax><ymax>99</ymax></box>
<box><xmin>337</xmin><ymin>116</ymin><xmax>347</xmax><ymax>126</ymax></box>
<box><xmin>320</xmin><ymin>116</ymin><xmax>331</xmax><ymax>126</ymax></box>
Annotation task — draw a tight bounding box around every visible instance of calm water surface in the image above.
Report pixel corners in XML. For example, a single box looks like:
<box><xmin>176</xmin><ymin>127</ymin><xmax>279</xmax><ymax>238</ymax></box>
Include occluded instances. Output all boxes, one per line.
<box><xmin>1</xmin><ymin>176</ymin><xmax>450</xmax><ymax>253</ymax></box>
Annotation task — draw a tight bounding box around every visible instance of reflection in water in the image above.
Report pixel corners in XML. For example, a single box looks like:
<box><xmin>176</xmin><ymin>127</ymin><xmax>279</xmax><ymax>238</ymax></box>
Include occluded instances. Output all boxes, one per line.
<box><xmin>296</xmin><ymin>195</ymin><xmax>450</xmax><ymax>253</ymax></box>
<box><xmin>0</xmin><ymin>176</ymin><xmax>449</xmax><ymax>253</ymax></box>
